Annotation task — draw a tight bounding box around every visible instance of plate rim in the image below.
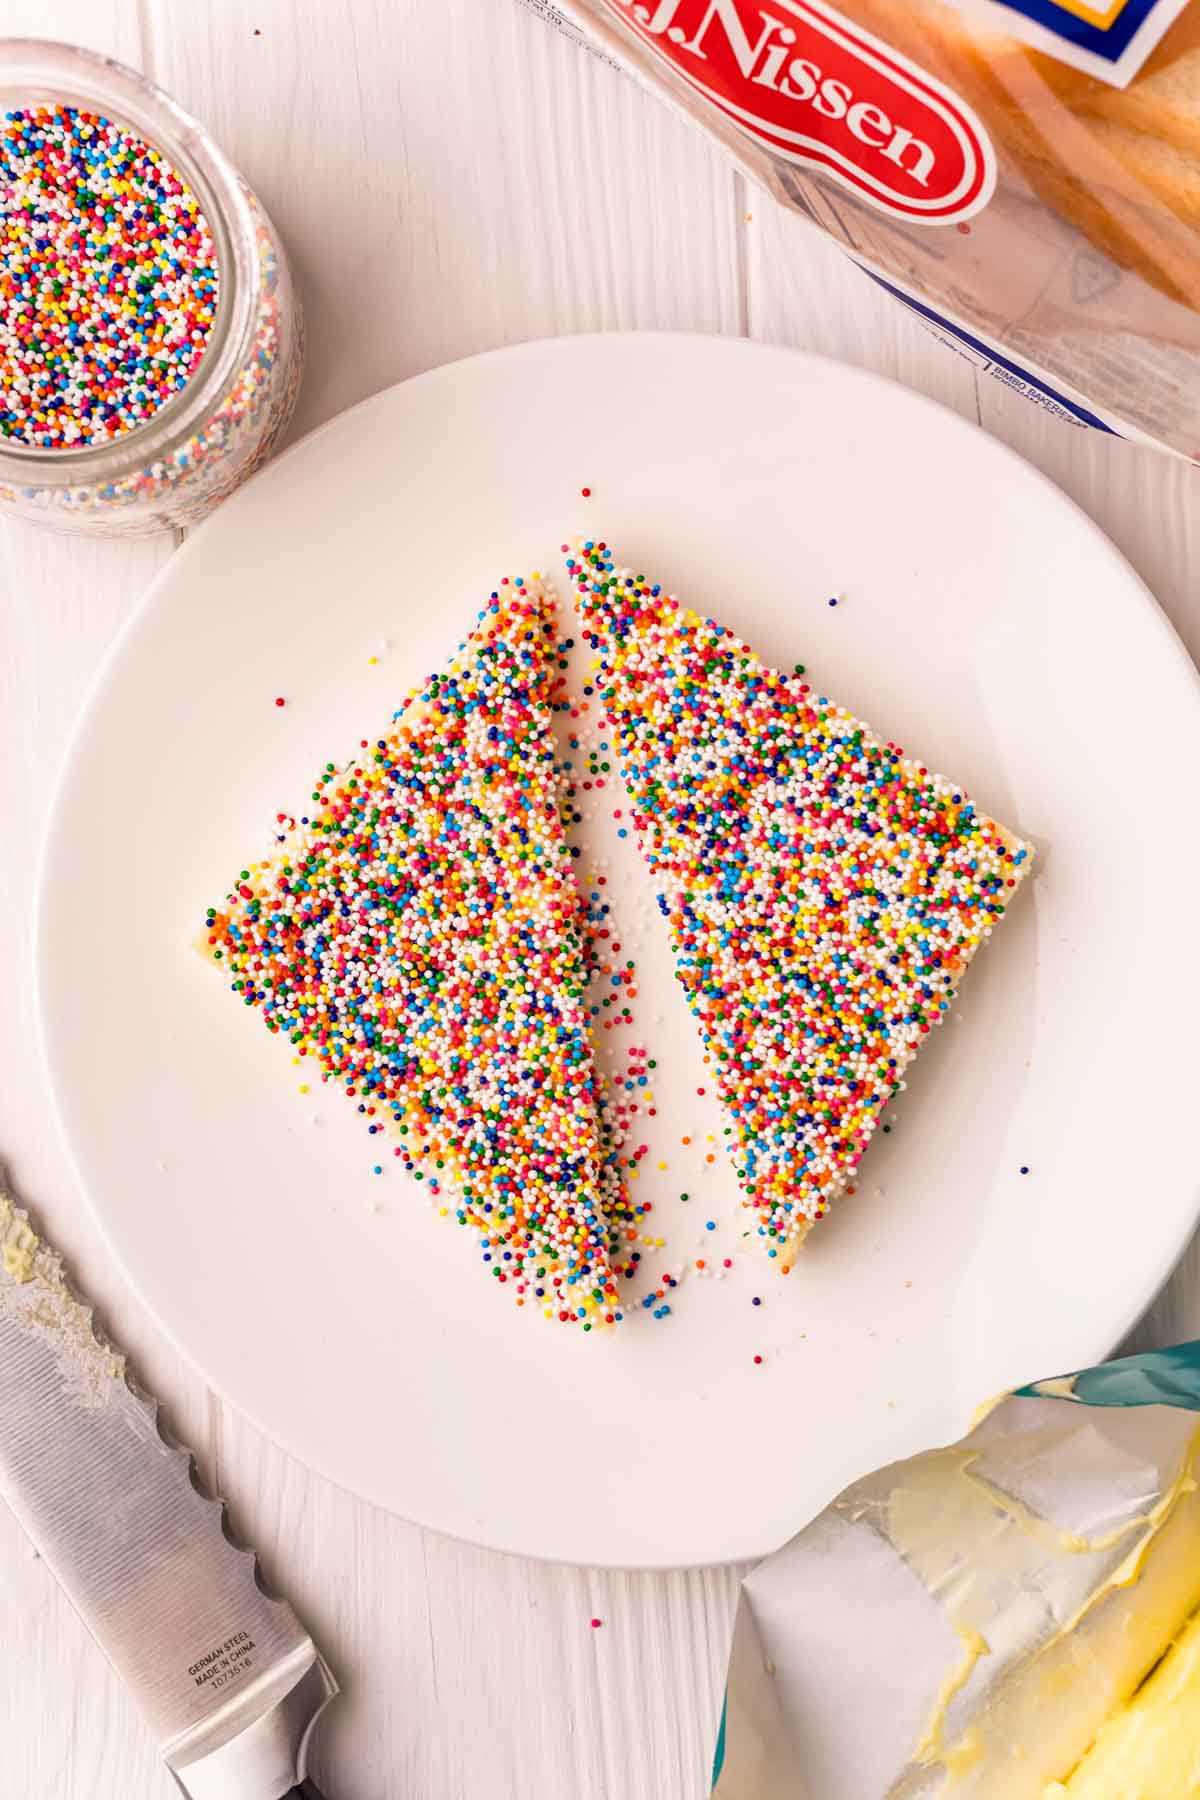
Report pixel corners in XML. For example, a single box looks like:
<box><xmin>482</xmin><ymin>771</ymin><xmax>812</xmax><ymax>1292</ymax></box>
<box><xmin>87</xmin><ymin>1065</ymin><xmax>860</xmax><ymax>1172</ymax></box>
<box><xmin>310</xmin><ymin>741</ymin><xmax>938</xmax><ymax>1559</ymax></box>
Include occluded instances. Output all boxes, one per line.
<box><xmin>32</xmin><ymin>330</ymin><xmax>1200</xmax><ymax>1568</ymax></box>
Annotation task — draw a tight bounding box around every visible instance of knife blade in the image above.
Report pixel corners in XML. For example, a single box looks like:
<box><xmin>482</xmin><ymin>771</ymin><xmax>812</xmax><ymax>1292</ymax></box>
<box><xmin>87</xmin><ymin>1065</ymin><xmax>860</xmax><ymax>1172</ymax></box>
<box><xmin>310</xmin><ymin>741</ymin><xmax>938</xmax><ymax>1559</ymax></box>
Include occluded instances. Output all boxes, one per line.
<box><xmin>0</xmin><ymin>1183</ymin><xmax>336</xmax><ymax>1800</ymax></box>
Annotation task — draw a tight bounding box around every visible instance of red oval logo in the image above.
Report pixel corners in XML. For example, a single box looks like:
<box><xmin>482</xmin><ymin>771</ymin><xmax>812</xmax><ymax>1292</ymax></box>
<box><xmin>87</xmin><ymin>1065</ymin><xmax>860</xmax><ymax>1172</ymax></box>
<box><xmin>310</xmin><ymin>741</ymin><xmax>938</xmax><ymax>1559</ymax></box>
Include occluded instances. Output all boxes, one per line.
<box><xmin>596</xmin><ymin>0</ymin><xmax>996</xmax><ymax>225</ymax></box>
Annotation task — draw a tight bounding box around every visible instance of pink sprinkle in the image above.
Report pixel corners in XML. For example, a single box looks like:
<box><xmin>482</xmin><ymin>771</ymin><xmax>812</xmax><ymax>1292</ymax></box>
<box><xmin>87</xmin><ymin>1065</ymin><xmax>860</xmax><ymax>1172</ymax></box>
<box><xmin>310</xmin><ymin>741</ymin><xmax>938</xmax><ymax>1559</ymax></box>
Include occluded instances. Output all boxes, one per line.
<box><xmin>274</xmin><ymin>696</ymin><xmax>286</xmax><ymax>708</ymax></box>
<box><xmin>590</xmin><ymin>1617</ymin><xmax>602</xmax><ymax>1629</ymax></box>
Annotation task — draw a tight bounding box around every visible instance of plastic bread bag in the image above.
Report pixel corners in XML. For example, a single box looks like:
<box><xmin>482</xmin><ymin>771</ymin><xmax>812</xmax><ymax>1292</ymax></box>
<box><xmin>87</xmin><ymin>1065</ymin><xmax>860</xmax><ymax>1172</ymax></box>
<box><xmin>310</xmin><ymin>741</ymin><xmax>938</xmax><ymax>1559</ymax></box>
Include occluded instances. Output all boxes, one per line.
<box><xmin>710</xmin><ymin>1342</ymin><xmax>1200</xmax><ymax>1798</ymax></box>
<box><xmin>529</xmin><ymin>0</ymin><xmax>1200</xmax><ymax>456</ymax></box>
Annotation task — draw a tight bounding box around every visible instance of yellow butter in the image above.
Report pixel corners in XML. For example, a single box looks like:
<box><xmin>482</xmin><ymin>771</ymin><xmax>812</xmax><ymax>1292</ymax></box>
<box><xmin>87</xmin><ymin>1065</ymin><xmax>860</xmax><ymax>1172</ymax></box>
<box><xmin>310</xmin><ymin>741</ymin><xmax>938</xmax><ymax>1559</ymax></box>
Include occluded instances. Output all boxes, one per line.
<box><xmin>1046</xmin><ymin>1609</ymin><xmax>1200</xmax><ymax>1798</ymax></box>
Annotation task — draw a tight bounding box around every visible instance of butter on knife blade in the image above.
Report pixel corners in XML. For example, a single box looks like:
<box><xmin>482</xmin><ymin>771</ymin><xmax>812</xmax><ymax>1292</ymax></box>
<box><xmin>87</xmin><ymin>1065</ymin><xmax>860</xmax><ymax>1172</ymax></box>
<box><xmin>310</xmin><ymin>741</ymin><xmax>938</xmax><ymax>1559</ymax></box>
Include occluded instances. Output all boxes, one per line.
<box><xmin>0</xmin><ymin>1185</ymin><xmax>335</xmax><ymax>1800</ymax></box>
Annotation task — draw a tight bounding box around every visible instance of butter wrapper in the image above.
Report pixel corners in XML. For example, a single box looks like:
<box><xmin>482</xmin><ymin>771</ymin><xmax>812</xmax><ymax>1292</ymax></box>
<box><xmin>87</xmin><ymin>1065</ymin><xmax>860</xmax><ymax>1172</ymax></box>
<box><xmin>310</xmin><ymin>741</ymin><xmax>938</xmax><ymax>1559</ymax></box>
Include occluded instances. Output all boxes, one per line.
<box><xmin>713</xmin><ymin>1343</ymin><xmax>1200</xmax><ymax>1798</ymax></box>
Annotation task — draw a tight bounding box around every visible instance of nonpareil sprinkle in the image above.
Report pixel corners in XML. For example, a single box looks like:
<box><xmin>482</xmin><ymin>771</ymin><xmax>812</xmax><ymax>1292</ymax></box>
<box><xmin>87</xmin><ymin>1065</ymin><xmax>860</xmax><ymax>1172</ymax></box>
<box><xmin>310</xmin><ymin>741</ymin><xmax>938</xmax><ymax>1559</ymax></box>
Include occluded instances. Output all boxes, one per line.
<box><xmin>204</xmin><ymin>575</ymin><xmax>635</xmax><ymax>1328</ymax></box>
<box><xmin>567</xmin><ymin>541</ymin><xmax>1034</xmax><ymax>1261</ymax></box>
<box><xmin>0</xmin><ymin>104</ymin><xmax>219</xmax><ymax>449</ymax></box>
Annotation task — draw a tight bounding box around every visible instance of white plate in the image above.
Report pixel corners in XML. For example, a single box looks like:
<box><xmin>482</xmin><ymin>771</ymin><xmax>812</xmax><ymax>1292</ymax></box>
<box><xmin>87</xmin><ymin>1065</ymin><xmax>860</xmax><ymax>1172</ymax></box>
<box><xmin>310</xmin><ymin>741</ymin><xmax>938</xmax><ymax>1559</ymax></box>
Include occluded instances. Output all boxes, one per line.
<box><xmin>36</xmin><ymin>335</ymin><xmax>1200</xmax><ymax>1568</ymax></box>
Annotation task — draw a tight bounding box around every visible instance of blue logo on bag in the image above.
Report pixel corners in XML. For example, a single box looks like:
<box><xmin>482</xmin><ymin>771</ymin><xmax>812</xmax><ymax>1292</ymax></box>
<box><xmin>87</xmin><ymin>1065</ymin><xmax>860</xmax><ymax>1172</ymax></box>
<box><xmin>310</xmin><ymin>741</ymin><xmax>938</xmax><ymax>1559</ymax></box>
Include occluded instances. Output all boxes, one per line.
<box><xmin>996</xmin><ymin>0</ymin><xmax>1163</xmax><ymax>62</ymax></box>
<box><xmin>972</xmin><ymin>0</ymin><xmax>1187</xmax><ymax>83</ymax></box>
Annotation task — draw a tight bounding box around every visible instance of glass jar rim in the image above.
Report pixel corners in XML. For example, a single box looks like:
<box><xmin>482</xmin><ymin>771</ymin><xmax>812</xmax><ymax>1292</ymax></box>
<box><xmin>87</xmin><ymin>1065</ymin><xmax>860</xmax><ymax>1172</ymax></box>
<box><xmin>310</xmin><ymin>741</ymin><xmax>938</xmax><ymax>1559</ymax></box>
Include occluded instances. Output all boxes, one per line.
<box><xmin>0</xmin><ymin>38</ymin><xmax>259</xmax><ymax>485</ymax></box>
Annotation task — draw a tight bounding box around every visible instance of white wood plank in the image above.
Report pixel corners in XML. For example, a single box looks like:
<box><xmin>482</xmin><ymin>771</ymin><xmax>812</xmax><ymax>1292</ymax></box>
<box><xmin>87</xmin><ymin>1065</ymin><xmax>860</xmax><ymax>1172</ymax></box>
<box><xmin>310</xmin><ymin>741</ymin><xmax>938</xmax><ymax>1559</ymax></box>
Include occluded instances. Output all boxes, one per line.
<box><xmin>146</xmin><ymin>0</ymin><xmax>744</xmax><ymax>441</ymax></box>
<box><xmin>5</xmin><ymin>5</ymin><xmax>1200</xmax><ymax>1799</ymax></box>
<box><xmin>743</xmin><ymin>192</ymin><xmax>981</xmax><ymax>418</ymax></box>
<box><xmin>0</xmin><ymin>520</ymin><xmax>193</xmax><ymax>1451</ymax></box>
<box><xmin>211</xmin><ymin>1407</ymin><xmax>743</xmax><ymax>1800</ymax></box>
<box><xmin>973</xmin><ymin>386</ymin><xmax>1200</xmax><ymax>663</ymax></box>
<box><xmin>0</xmin><ymin>518</ymin><xmax>205</xmax><ymax>1800</ymax></box>
<box><xmin>0</xmin><ymin>16</ymin><xmax>210</xmax><ymax>1800</ymax></box>
<box><xmin>4</xmin><ymin>0</ymin><xmax>146</xmax><ymax>61</ymax></box>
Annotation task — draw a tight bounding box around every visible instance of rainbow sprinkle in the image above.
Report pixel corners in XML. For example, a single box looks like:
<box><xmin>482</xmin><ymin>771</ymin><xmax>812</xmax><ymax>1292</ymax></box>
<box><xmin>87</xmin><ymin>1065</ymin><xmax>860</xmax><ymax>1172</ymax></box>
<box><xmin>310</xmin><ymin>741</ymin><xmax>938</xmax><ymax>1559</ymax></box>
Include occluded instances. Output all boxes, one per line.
<box><xmin>0</xmin><ymin>104</ymin><xmax>218</xmax><ymax>450</ymax></box>
<box><xmin>203</xmin><ymin>576</ymin><xmax>632</xmax><ymax>1327</ymax></box>
<box><xmin>568</xmin><ymin>542</ymin><xmax>1033</xmax><ymax>1259</ymax></box>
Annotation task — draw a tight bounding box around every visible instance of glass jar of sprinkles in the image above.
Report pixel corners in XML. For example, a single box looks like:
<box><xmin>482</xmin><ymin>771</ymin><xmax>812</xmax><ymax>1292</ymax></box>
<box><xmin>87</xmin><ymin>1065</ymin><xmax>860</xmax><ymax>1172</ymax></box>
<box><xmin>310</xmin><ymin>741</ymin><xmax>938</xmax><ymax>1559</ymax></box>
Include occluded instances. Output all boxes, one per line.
<box><xmin>0</xmin><ymin>40</ymin><xmax>303</xmax><ymax>535</ymax></box>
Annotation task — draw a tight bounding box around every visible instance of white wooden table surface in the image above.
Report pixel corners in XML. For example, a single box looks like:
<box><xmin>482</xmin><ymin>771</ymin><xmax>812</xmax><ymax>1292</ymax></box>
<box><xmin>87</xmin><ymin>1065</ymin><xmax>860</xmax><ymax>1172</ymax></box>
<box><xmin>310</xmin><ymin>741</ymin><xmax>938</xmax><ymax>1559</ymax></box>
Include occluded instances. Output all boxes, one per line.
<box><xmin>3</xmin><ymin>5</ymin><xmax>1200</xmax><ymax>1797</ymax></box>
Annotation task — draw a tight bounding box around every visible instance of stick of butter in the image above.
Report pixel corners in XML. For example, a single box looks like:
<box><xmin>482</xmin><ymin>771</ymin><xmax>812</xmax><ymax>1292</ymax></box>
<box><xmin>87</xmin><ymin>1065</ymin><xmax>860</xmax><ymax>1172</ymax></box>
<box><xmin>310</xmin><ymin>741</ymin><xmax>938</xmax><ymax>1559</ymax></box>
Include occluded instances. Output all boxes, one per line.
<box><xmin>1046</xmin><ymin>1609</ymin><xmax>1200</xmax><ymax>1798</ymax></box>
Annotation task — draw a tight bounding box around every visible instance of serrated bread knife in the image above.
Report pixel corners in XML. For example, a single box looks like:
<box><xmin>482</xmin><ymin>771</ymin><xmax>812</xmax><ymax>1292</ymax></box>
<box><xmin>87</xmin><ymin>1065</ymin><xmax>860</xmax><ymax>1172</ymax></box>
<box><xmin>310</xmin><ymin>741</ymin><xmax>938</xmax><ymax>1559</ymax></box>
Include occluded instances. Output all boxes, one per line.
<box><xmin>0</xmin><ymin>1186</ymin><xmax>335</xmax><ymax>1799</ymax></box>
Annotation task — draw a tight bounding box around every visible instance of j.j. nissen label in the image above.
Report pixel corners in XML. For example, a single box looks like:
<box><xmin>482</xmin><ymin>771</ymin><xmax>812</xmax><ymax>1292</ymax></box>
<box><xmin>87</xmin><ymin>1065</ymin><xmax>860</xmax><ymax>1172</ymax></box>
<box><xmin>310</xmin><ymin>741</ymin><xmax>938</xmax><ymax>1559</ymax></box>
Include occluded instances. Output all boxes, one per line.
<box><xmin>599</xmin><ymin>0</ymin><xmax>997</xmax><ymax>224</ymax></box>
